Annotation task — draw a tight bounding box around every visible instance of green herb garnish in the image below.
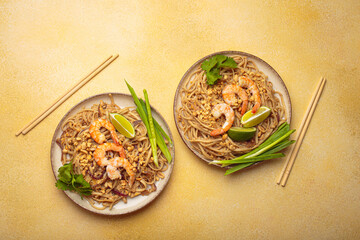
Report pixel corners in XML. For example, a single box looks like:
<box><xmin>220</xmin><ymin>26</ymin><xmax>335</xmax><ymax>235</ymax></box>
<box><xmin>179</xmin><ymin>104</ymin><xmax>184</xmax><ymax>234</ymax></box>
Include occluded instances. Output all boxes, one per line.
<box><xmin>201</xmin><ymin>55</ymin><xmax>237</xmax><ymax>85</ymax></box>
<box><xmin>210</xmin><ymin>122</ymin><xmax>296</xmax><ymax>175</ymax></box>
<box><xmin>55</xmin><ymin>161</ymin><xmax>92</xmax><ymax>197</ymax></box>
<box><xmin>139</xmin><ymin>98</ymin><xmax>173</xmax><ymax>161</ymax></box>
<box><xmin>125</xmin><ymin>80</ymin><xmax>172</xmax><ymax>165</ymax></box>
<box><xmin>143</xmin><ymin>89</ymin><xmax>158</xmax><ymax>167</ymax></box>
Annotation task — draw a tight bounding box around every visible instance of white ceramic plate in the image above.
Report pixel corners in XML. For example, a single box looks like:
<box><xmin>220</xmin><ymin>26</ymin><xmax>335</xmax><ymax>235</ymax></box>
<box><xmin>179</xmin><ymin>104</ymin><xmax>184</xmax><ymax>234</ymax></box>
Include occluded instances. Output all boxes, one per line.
<box><xmin>173</xmin><ymin>51</ymin><xmax>291</xmax><ymax>167</ymax></box>
<box><xmin>51</xmin><ymin>93</ymin><xmax>175</xmax><ymax>215</ymax></box>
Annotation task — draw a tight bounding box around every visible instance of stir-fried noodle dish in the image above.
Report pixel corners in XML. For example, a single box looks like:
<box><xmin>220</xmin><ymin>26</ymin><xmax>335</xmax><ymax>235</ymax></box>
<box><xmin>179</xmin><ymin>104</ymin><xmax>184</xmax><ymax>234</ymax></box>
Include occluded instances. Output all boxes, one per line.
<box><xmin>176</xmin><ymin>54</ymin><xmax>287</xmax><ymax>161</ymax></box>
<box><xmin>56</xmin><ymin>95</ymin><xmax>170</xmax><ymax>210</ymax></box>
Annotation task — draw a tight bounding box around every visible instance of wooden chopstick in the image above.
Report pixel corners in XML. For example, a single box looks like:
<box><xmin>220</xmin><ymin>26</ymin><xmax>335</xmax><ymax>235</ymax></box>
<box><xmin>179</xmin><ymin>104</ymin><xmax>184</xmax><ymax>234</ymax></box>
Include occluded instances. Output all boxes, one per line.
<box><xmin>15</xmin><ymin>54</ymin><xmax>119</xmax><ymax>136</ymax></box>
<box><xmin>277</xmin><ymin>77</ymin><xmax>326</xmax><ymax>186</ymax></box>
<box><xmin>15</xmin><ymin>55</ymin><xmax>113</xmax><ymax>136</ymax></box>
<box><xmin>276</xmin><ymin>77</ymin><xmax>325</xmax><ymax>184</ymax></box>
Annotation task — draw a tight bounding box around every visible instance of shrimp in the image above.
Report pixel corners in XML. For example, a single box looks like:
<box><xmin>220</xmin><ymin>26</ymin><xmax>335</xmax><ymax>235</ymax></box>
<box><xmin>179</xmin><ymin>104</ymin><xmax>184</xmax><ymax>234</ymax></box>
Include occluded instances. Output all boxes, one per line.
<box><xmin>106</xmin><ymin>164</ymin><xmax>121</xmax><ymax>180</ymax></box>
<box><xmin>238</xmin><ymin>76</ymin><xmax>261</xmax><ymax>113</ymax></box>
<box><xmin>222</xmin><ymin>84</ymin><xmax>249</xmax><ymax>115</ymax></box>
<box><xmin>94</xmin><ymin>143</ymin><xmax>135</xmax><ymax>186</ymax></box>
<box><xmin>108</xmin><ymin>157</ymin><xmax>135</xmax><ymax>186</ymax></box>
<box><xmin>93</xmin><ymin>142</ymin><xmax>126</xmax><ymax>167</ymax></box>
<box><xmin>210</xmin><ymin>103</ymin><xmax>235</xmax><ymax>137</ymax></box>
<box><xmin>89</xmin><ymin>118</ymin><xmax>119</xmax><ymax>144</ymax></box>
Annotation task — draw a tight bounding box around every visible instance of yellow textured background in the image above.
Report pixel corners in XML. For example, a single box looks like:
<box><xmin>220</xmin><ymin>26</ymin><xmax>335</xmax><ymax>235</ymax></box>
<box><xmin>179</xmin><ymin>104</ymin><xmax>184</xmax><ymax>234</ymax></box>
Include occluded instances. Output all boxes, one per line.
<box><xmin>1</xmin><ymin>0</ymin><xmax>359</xmax><ymax>239</ymax></box>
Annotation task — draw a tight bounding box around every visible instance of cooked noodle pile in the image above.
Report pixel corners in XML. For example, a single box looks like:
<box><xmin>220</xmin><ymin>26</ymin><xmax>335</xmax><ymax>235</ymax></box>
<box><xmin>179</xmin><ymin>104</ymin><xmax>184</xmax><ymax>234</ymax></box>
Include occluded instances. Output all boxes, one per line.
<box><xmin>176</xmin><ymin>55</ymin><xmax>287</xmax><ymax>160</ymax></box>
<box><xmin>57</xmin><ymin>95</ymin><xmax>169</xmax><ymax>210</ymax></box>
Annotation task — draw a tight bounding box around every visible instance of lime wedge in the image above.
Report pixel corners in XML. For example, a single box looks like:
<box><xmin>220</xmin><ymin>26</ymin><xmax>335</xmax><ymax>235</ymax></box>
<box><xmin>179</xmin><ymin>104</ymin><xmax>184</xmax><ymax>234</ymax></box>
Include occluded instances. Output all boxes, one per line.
<box><xmin>228</xmin><ymin>127</ymin><xmax>256</xmax><ymax>141</ymax></box>
<box><xmin>109</xmin><ymin>113</ymin><xmax>135</xmax><ymax>139</ymax></box>
<box><xmin>241</xmin><ymin>106</ymin><xmax>271</xmax><ymax>127</ymax></box>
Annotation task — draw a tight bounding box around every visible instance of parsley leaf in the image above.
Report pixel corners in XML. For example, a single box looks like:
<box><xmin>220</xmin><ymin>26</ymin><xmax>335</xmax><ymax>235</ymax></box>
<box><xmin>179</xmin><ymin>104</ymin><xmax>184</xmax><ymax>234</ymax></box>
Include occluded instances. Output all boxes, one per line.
<box><xmin>206</xmin><ymin>68</ymin><xmax>221</xmax><ymax>85</ymax></box>
<box><xmin>201</xmin><ymin>57</ymin><xmax>217</xmax><ymax>72</ymax></box>
<box><xmin>214</xmin><ymin>55</ymin><xmax>227</xmax><ymax>64</ymax></box>
<box><xmin>55</xmin><ymin>180</ymin><xmax>74</xmax><ymax>191</ymax></box>
<box><xmin>201</xmin><ymin>55</ymin><xmax>237</xmax><ymax>85</ymax></box>
<box><xmin>55</xmin><ymin>162</ymin><xmax>92</xmax><ymax>197</ymax></box>
<box><xmin>217</xmin><ymin>55</ymin><xmax>237</xmax><ymax>68</ymax></box>
<box><xmin>58</xmin><ymin>163</ymin><xmax>73</xmax><ymax>183</ymax></box>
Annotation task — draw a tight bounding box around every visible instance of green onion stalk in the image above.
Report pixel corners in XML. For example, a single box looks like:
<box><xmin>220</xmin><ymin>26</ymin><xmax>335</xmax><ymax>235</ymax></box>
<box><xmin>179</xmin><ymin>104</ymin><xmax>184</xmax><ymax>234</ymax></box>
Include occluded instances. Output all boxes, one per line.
<box><xmin>125</xmin><ymin>80</ymin><xmax>172</xmax><ymax>167</ymax></box>
<box><xmin>210</xmin><ymin>122</ymin><xmax>296</xmax><ymax>175</ymax></box>
<box><xmin>143</xmin><ymin>89</ymin><xmax>158</xmax><ymax>167</ymax></box>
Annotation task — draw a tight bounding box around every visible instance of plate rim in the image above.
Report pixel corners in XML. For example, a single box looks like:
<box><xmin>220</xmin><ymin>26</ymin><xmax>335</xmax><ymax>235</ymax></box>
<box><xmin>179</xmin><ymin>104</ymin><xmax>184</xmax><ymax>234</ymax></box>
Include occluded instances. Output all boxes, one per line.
<box><xmin>51</xmin><ymin>92</ymin><xmax>175</xmax><ymax>215</ymax></box>
<box><xmin>173</xmin><ymin>50</ymin><xmax>292</xmax><ymax>168</ymax></box>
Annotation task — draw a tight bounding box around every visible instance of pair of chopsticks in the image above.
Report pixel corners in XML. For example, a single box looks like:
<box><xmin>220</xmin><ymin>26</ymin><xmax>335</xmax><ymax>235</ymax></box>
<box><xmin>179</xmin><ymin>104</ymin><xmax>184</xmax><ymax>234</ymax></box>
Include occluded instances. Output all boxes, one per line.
<box><xmin>15</xmin><ymin>54</ymin><xmax>119</xmax><ymax>136</ymax></box>
<box><xmin>277</xmin><ymin>77</ymin><xmax>326</xmax><ymax>187</ymax></box>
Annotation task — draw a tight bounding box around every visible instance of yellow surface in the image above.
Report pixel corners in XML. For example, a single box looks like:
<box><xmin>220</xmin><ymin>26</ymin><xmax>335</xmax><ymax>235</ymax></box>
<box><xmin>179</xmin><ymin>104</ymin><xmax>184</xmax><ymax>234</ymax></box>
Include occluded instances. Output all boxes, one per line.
<box><xmin>1</xmin><ymin>0</ymin><xmax>359</xmax><ymax>239</ymax></box>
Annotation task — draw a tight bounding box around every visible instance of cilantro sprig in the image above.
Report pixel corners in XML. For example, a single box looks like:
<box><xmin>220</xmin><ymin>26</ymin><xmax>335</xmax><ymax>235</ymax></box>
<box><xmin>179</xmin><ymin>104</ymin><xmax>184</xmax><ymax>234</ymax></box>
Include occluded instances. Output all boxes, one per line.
<box><xmin>55</xmin><ymin>161</ymin><xmax>92</xmax><ymax>197</ymax></box>
<box><xmin>201</xmin><ymin>55</ymin><xmax>237</xmax><ymax>85</ymax></box>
